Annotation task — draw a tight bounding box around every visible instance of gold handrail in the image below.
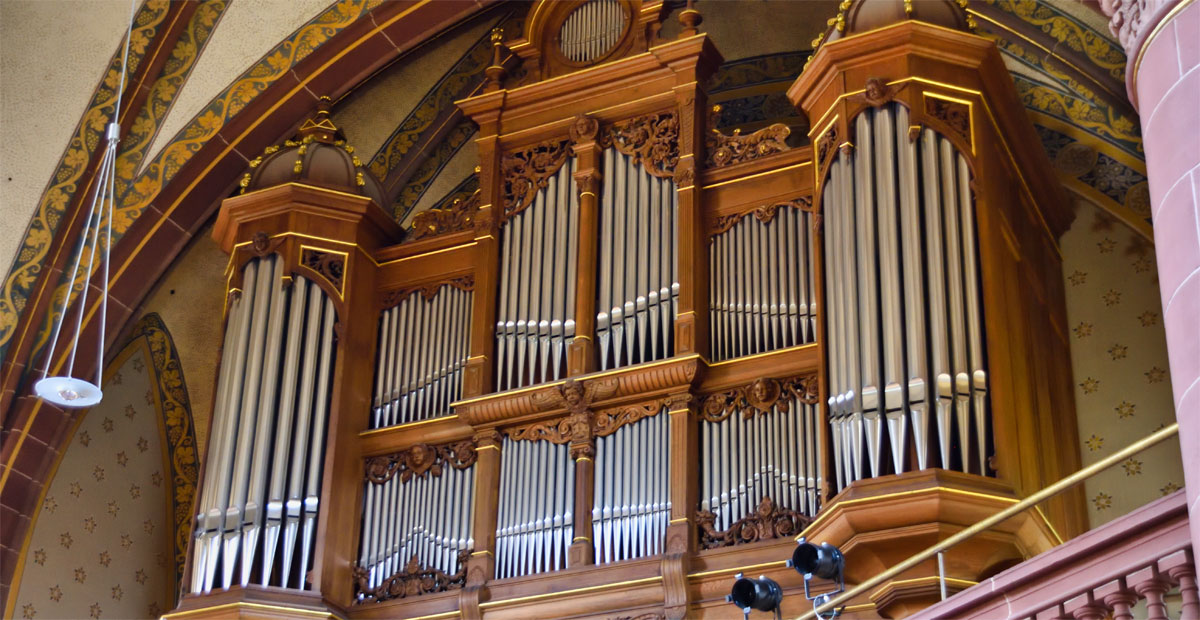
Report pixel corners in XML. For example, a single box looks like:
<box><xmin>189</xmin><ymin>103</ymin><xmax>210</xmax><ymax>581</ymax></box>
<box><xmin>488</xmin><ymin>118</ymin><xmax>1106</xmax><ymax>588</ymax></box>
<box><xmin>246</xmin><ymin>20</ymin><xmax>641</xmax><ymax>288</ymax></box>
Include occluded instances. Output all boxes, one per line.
<box><xmin>797</xmin><ymin>421</ymin><xmax>1181</xmax><ymax>620</ymax></box>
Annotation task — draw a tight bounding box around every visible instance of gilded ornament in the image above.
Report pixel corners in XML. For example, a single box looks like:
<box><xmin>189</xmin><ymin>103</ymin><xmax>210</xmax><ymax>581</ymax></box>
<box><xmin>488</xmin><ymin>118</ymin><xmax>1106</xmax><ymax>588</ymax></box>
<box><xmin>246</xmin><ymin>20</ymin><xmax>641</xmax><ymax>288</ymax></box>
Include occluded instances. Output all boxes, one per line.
<box><xmin>364</xmin><ymin>440</ymin><xmax>477</xmax><ymax>485</ymax></box>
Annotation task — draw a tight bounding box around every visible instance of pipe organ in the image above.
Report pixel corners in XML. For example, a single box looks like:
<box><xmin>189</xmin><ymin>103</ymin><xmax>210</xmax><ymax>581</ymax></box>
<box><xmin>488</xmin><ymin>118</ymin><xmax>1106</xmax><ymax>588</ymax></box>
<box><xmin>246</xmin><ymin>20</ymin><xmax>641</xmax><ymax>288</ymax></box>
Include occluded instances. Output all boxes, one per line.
<box><xmin>192</xmin><ymin>256</ymin><xmax>337</xmax><ymax>594</ymax></box>
<box><xmin>374</xmin><ymin>284</ymin><xmax>474</xmax><ymax>428</ymax></box>
<box><xmin>597</xmin><ymin>148</ymin><xmax>678</xmax><ymax>370</ymax></box>
<box><xmin>180</xmin><ymin>3</ymin><xmax>1088</xmax><ymax>619</ymax></box>
<box><xmin>824</xmin><ymin>104</ymin><xmax>989</xmax><ymax>491</ymax></box>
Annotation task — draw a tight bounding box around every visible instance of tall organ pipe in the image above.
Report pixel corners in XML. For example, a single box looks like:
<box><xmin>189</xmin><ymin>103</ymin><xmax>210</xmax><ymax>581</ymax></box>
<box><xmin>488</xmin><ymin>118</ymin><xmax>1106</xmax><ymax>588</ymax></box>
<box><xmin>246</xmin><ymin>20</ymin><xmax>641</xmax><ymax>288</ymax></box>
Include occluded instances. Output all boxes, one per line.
<box><xmin>495</xmin><ymin>438</ymin><xmax>575</xmax><ymax>578</ymax></box>
<box><xmin>496</xmin><ymin>160</ymin><xmax>578</xmax><ymax>390</ymax></box>
<box><xmin>822</xmin><ymin>104</ymin><xmax>988</xmax><ymax>491</ymax></box>
<box><xmin>191</xmin><ymin>258</ymin><xmax>337</xmax><ymax>593</ymax></box>
<box><xmin>591</xmin><ymin>412</ymin><xmax>670</xmax><ymax>564</ymax></box>
<box><xmin>709</xmin><ymin>207</ymin><xmax>816</xmax><ymax>362</ymax></box>
<box><xmin>372</xmin><ymin>285</ymin><xmax>473</xmax><ymax>428</ymax></box>
<box><xmin>597</xmin><ymin>149</ymin><xmax>677</xmax><ymax>370</ymax></box>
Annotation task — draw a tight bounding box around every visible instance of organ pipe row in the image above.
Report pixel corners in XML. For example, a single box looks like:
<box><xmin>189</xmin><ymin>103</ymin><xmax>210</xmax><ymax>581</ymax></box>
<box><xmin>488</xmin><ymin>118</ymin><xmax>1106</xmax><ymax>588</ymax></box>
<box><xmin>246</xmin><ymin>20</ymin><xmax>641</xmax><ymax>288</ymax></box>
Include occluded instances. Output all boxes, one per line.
<box><xmin>356</xmin><ymin>460</ymin><xmax>475</xmax><ymax>595</ymax></box>
<box><xmin>192</xmin><ymin>256</ymin><xmax>336</xmax><ymax>593</ymax></box>
<box><xmin>559</xmin><ymin>0</ymin><xmax>626</xmax><ymax>64</ymax></box>
<box><xmin>597</xmin><ymin>148</ymin><xmax>678</xmax><ymax>371</ymax></box>
<box><xmin>710</xmin><ymin>207</ymin><xmax>816</xmax><ymax>362</ymax></box>
<box><xmin>592</xmin><ymin>412</ymin><xmax>670</xmax><ymax>564</ymax></box>
<box><xmin>701</xmin><ymin>395</ymin><xmax>822</xmax><ymax>531</ymax></box>
<box><xmin>496</xmin><ymin>160</ymin><xmax>579</xmax><ymax>390</ymax></box>
<box><xmin>824</xmin><ymin>104</ymin><xmax>989</xmax><ymax>492</ymax></box>
<box><xmin>372</xmin><ymin>286</ymin><xmax>473</xmax><ymax>429</ymax></box>
<box><xmin>495</xmin><ymin>438</ymin><xmax>575</xmax><ymax>579</ymax></box>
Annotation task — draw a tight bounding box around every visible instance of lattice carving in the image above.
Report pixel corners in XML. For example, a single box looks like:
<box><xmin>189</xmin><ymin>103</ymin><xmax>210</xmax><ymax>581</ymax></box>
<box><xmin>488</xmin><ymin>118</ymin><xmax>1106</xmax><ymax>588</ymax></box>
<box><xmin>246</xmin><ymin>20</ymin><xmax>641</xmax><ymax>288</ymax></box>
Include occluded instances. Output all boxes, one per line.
<box><xmin>364</xmin><ymin>440</ymin><xmax>477</xmax><ymax>485</ymax></box>
<box><xmin>353</xmin><ymin>550</ymin><xmax>469</xmax><ymax>602</ymax></box>
<box><xmin>381</xmin><ymin>275</ymin><xmax>474</xmax><ymax>309</ymax></box>
<box><xmin>696</xmin><ymin>496</ymin><xmax>812</xmax><ymax>549</ymax></box>
<box><xmin>501</xmin><ymin>139</ymin><xmax>571</xmax><ymax>220</ymax></box>
<box><xmin>711</xmin><ymin>197</ymin><xmax>812</xmax><ymax>236</ymax></box>
<box><xmin>706</xmin><ymin>105</ymin><xmax>790</xmax><ymax>168</ymax></box>
<box><xmin>408</xmin><ymin>189</ymin><xmax>481</xmax><ymax>241</ymax></box>
<box><xmin>699</xmin><ymin>375</ymin><xmax>819</xmax><ymax>423</ymax></box>
<box><xmin>605</xmin><ymin>112</ymin><xmax>679</xmax><ymax>178</ymax></box>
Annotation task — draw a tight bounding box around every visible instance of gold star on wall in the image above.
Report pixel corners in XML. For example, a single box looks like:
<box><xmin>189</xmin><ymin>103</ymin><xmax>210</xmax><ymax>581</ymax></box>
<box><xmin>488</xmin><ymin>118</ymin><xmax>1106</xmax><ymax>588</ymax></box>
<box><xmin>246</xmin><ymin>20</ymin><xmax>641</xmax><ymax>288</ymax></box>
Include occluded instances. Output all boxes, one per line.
<box><xmin>89</xmin><ymin>602</ymin><xmax>102</xmax><ymax>619</ymax></box>
<box><xmin>107</xmin><ymin>500</ymin><xmax>119</xmax><ymax>517</ymax></box>
<box><xmin>48</xmin><ymin>585</ymin><xmax>62</xmax><ymax>602</ymax></box>
<box><xmin>1068</xmin><ymin>270</ymin><xmax>1087</xmax><ymax>286</ymax></box>
<box><xmin>1102</xmin><ymin>289</ymin><xmax>1122</xmax><ymax>306</ymax></box>
<box><xmin>134</xmin><ymin>569</ymin><xmax>148</xmax><ymax>585</ymax></box>
<box><xmin>129</xmin><ymin>484</ymin><xmax>141</xmax><ymax>499</ymax></box>
<box><xmin>111</xmin><ymin>585</ymin><xmax>123</xmax><ymax>601</ymax></box>
<box><xmin>1080</xmin><ymin>377</ymin><xmax>1100</xmax><ymax>394</ymax></box>
<box><xmin>148</xmin><ymin>602</ymin><xmax>162</xmax><ymax>617</ymax></box>
<box><xmin>83</xmin><ymin>516</ymin><xmax>97</xmax><ymax>533</ymax></box>
<box><xmin>1132</xmin><ymin>255</ymin><xmax>1153</xmax><ymax>272</ymax></box>
<box><xmin>101</xmin><ymin>417</ymin><xmax>114</xmax><ymax>433</ymax></box>
<box><xmin>115</xmin><ymin>451</ymin><xmax>128</xmax><ymax>467</ymax></box>
<box><xmin>1115</xmin><ymin>401</ymin><xmax>1136</xmax><ymax>418</ymax></box>
<box><xmin>144</xmin><ymin>389</ymin><xmax>154</xmax><ymax>406</ymax></box>
<box><xmin>92</xmin><ymin>466</ymin><xmax>105</xmax><ymax>482</ymax></box>
<box><xmin>143</xmin><ymin>519</ymin><xmax>154</xmax><ymax>534</ymax></box>
<box><xmin>1145</xmin><ymin>367</ymin><xmax>1166</xmax><ymax>383</ymax></box>
<box><xmin>74</xmin><ymin>567</ymin><xmax>87</xmax><ymax>583</ymax></box>
<box><xmin>1073</xmin><ymin>322</ymin><xmax>1093</xmax><ymax>338</ymax></box>
<box><xmin>33</xmin><ymin>549</ymin><xmax>46</xmax><ymax>565</ymax></box>
<box><xmin>1085</xmin><ymin>434</ymin><xmax>1104</xmax><ymax>451</ymax></box>
<box><xmin>132</xmin><ymin>357</ymin><xmax>144</xmax><ymax>372</ymax></box>
<box><xmin>21</xmin><ymin>603</ymin><xmax>35</xmax><ymax>619</ymax></box>
<box><xmin>78</xmin><ymin>431</ymin><xmax>91</xmax><ymax>447</ymax></box>
<box><xmin>124</xmin><ymin>405</ymin><xmax>136</xmax><ymax>420</ymax></box>
<box><xmin>1161</xmin><ymin>482</ymin><xmax>1181</xmax><ymax>496</ymax></box>
<box><xmin>98</xmin><ymin>551</ymin><xmax>112</xmax><ymax>567</ymax></box>
<box><xmin>1092</xmin><ymin>492</ymin><xmax>1112</xmax><ymax>510</ymax></box>
<box><xmin>111</xmin><ymin>371</ymin><xmax>122</xmax><ymax>386</ymax></box>
<box><xmin>120</xmin><ymin>534</ymin><xmax>133</xmax><ymax>549</ymax></box>
<box><xmin>1122</xmin><ymin>458</ymin><xmax>1142</xmax><ymax>476</ymax></box>
<box><xmin>136</xmin><ymin>437</ymin><xmax>148</xmax><ymax>452</ymax></box>
<box><xmin>59</xmin><ymin>532</ymin><xmax>73</xmax><ymax>549</ymax></box>
<box><xmin>69</xmin><ymin>482</ymin><xmax>83</xmax><ymax>497</ymax></box>
<box><xmin>1107</xmin><ymin>344</ymin><xmax>1128</xmax><ymax>360</ymax></box>
<box><xmin>1097</xmin><ymin>237</ymin><xmax>1116</xmax><ymax>253</ymax></box>
<box><xmin>43</xmin><ymin>497</ymin><xmax>57</xmax><ymax>513</ymax></box>
<box><xmin>150</xmin><ymin>471</ymin><xmax>163</xmax><ymax>487</ymax></box>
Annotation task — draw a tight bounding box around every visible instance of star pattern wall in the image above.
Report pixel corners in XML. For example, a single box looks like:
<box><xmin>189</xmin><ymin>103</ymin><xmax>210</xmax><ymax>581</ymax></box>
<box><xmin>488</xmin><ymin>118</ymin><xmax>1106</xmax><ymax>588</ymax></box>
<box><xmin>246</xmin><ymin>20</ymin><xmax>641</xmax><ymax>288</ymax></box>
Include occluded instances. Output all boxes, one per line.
<box><xmin>12</xmin><ymin>345</ymin><xmax>174</xmax><ymax>619</ymax></box>
<box><xmin>1061</xmin><ymin>199</ymin><xmax>1182</xmax><ymax>528</ymax></box>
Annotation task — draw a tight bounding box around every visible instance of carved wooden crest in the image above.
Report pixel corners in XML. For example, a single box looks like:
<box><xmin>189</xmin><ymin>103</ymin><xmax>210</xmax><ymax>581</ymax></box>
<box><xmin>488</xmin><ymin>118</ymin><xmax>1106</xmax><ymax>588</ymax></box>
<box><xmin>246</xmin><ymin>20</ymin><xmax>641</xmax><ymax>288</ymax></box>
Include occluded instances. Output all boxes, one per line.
<box><xmin>699</xmin><ymin>374</ymin><xmax>819</xmax><ymax>423</ymax></box>
<box><xmin>353</xmin><ymin>549</ymin><xmax>470</xmax><ymax>602</ymax></box>
<box><xmin>364</xmin><ymin>440</ymin><xmax>478</xmax><ymax>485</ymax></box>
<box><xmin>605</xmin><ymin>112</ymin><xmax>679</xmax><ymax>178</ymax></box>
<box><xmin>300</xmin><ymin>247</ymin><xmax>346</xmax><ymax>296</ymax></box>
<box><xmin>706</xmin><ymin>105</ymin><xmax>791</xmax><ymax>168</ymax></box>
<box><xmin>408</xmin><ymin>189</ymin><xmax>481</xmax><ymax>241</ymax></box>
<box><xmin>924</xmin><ymin>95</ymin><xmax>972</xmax><ymax>150</ymax></box>
<box><xmin>501</xmin><ymin>139</ymin><xmax>572</xmax><ymax>220</ymax></box>
<box><xmin>696</xmin><ymin>496</ymin><xmax>812</xmax><ymax>549</ymax></box>
<box><xmin>381</xmin><ymin>275</ymin><xmax>474</xmax><ymax>309</ymax></box>
<box><xmin>711</xmin><ymin>197</ymin><xmax>811</xmax><ymax>237</ymax></box>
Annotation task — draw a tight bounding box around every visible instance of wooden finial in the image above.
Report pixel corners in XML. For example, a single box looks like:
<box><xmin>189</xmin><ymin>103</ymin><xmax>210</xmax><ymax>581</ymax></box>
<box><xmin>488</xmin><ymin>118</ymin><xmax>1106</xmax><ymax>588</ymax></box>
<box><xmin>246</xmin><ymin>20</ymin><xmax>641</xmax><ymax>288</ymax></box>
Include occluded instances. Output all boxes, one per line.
<box><xmin>485</xmin><ymin>27</ymin><xmax>507</xmax><ymax>92</ymax></box>
<box><xmin>678</xmin><ymin>0</ymin><xmax>702</xmax><ymax>38</ymax></box>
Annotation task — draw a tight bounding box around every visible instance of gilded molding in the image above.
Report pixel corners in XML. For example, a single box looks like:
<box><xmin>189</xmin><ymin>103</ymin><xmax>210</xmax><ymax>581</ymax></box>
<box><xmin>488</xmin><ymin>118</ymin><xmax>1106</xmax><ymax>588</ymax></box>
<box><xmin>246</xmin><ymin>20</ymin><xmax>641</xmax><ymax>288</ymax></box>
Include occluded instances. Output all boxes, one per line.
<box><xmin>365</xmin><ymin>440</ymin><xmax>477</xmax><ymax>485</ymax></box>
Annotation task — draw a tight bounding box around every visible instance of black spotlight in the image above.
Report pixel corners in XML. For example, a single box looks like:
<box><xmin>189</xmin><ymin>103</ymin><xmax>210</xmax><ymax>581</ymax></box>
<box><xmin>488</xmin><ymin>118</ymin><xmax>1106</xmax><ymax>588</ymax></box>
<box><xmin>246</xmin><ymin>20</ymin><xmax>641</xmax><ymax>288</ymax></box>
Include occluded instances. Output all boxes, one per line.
<box><xmin>787</xmin><ymin>538</ymin><xmax>845</xmax><ymax>619</ymax></box>
<box><xmin>725</xmin><ymin>573</ymin><xmax>783</xmax><ymax>619</ymax></box>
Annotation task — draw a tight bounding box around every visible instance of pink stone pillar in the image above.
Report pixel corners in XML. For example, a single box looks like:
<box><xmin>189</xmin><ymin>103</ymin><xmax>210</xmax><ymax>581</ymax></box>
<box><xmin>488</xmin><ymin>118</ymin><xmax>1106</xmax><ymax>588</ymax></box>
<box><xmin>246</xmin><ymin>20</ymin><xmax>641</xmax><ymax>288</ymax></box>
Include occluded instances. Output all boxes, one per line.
<box><xmin>1100</xmin><ymin>0</ymin><xmax>1200</xmax><ymax>555</ymax></box>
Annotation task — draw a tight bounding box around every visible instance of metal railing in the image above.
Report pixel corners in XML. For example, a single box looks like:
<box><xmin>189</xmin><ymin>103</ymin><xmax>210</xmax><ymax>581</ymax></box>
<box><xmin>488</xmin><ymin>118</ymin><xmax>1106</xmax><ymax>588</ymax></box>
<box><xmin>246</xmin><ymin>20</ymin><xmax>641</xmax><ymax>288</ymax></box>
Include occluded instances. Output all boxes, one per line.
<box><xmin>798</xmin><ymin>421</ymin><xmax>1182</xmax><ymax>620</ymax></box>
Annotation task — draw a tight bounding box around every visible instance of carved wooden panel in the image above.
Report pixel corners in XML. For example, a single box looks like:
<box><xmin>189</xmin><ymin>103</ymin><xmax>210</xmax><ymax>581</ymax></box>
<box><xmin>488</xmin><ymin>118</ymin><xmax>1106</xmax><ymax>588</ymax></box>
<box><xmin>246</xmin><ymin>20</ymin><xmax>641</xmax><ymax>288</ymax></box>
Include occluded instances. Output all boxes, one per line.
<box><xmin>364</xmin><ymin>440</ymin><xmax>478</xmax><ymax>485</ymax></box>
<box><xmin>699</xmin><ymin>374</ymin><xmax>819</xmax><ymax>423</ymax></box>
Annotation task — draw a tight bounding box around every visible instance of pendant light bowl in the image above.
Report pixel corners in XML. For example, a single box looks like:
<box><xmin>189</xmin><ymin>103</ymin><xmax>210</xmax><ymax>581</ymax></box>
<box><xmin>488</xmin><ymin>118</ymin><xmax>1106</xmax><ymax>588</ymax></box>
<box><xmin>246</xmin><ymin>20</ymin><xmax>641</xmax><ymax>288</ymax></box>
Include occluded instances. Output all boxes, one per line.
<box><xmin>35</xmin><ymin>376</ymin><xmax>103</xmax><ymax>408</ymax></box>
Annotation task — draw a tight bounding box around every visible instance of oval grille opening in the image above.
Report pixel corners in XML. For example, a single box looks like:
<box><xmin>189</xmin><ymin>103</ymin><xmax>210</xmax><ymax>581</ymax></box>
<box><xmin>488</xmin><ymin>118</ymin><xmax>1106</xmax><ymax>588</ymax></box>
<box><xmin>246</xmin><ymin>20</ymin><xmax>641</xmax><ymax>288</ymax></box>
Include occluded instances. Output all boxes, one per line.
<box><xmin>559</xmin><ymin>0</ymin><xmax>627</xmax><ymax>64</ymax></box>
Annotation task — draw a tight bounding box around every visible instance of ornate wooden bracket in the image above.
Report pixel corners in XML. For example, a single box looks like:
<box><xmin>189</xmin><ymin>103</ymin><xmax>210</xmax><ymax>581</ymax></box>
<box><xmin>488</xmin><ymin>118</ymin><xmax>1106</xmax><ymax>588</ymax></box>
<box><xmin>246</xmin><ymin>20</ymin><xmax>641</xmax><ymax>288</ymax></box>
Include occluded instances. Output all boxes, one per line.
<box><xmin>364</xmin><ymin>440</ymin><xmax>478</xmax><ymax>485</ymax></box>
<box><xmin>353</xmin><ymin>550</ymin><xmax>470</xmax><ymax>602</ymax></box>
<box><xmin>705</xmin><ymin>105</ymin><xmax>790</xmax><ymax>168</ymax></box>
<box><xmin>815</xmin><ymin>122</ymin><xmax>840</xmax><ymax>190</ymax></box>
<box><xmin>380</xmin><ymin>275</ymin><xmax>475</xmax><ymax>309</ymax></box>
<box><xmin>699</xmin><ymin>374</ymin><xmax>819</xmax><ymax>423</ymax></box>
<box><xmin>604</xmin><ymin>111</ymin><xmax>679</xmax><ymax>178</ymax></box>
<box><xmin>923</xmin><ymin>93</ymin><xmax>972</xmax><ymax>151</ymax></box>
<box><xmin>408</xmin><ymin>189</ymin><xmax>481</xmax><ymax>241</ymax></box>
<box><xmin>501</xmin><ymin>138</ymin><xmax>572</xmax><ymax>221</ymax></box>
<box><xmin>300</xmin><ymin>247</ymin><xmax>346</xmax><ymax>296</ymax></box>
<box><xmin>695</xmin><ymin>496</ymin><xmax>812</xmax><ymax>549</ymax></box>
<box><xmin>711</xmin><ymin>196</ymin><xmax>812</xmax><ymax>237</ymax></box>
<box><xmin>847</xmin><ymin>77</ymin><xmax>902</xmax><ymax>109</ymax></box>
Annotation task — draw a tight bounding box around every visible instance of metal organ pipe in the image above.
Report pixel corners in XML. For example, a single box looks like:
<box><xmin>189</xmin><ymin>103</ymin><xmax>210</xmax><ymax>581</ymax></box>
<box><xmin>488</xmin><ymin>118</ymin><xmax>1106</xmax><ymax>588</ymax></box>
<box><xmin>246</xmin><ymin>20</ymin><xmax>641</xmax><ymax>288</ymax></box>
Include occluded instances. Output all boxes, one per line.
<box><xmin>496</xmin><ymin>160</ymin><xmax>578</xmax><ymax>390</ymax></box>
<box><xmin>822</xmin><ymin>103</ymin><xmax>989</xmax><ymax>491</ymax></box>
<box><xmin>591</xmin><ymin>412</ymin><xmax>669</xmax><ymax>564</ymax></box>
<box><xmin>558</xmin><ymin>0</ymin><xmax>626</xmax><ymax>64</ymax></box>
<box><xmin>495</xmin><ymin>438</ymin><xmax>574</xmax><ymax>578</ymax></box>
<box><xmin>597</xmin><ymin>149</ymin><xmax>677</xmax><ymax>370</ymax></box>
<box><xmin>372</xmin><ymin>285</ymin><xmax>473</xmax><ymax>429</ymax></box>
<box><xmin>191</xmin><ymin>257</ymin><xmax>337</xmax><ymax>594</ymax></box>
<box><xmin>709</xmin><ymin>206</ymin><xmax>816</xmax><ymax>362</ymax></box>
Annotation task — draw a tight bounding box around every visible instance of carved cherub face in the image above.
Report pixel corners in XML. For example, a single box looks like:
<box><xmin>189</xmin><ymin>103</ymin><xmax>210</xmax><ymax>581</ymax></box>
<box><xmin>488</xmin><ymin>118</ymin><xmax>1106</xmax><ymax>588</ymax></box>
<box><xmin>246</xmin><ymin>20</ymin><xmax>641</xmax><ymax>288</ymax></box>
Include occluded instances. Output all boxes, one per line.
<box><xmin>562</xmin><ymin>382</ymin><xmax>585</xmax><ymax>406</ymax></box>
<box><xmin>752</xmin><ymin>379</ymin><xmax>771</xmax><ymax>401</ymax></box>
<box><xmin>865</xmin><ymin>78</ymin><xmax>885</xmax><ymax>101</ymax></box>
<box><xmin>410</xmin><ymin>445</ymin><xmax>429</xmax><ymax>466</ymax></box>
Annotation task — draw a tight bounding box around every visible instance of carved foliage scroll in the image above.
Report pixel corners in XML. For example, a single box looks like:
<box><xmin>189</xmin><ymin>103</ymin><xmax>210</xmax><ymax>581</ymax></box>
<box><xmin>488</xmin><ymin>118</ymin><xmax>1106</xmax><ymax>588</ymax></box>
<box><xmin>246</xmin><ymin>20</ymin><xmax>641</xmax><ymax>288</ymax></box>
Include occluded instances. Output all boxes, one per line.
<box><xmin>706</xmin><ymin>113</ymin><xmax>791</xmax><ymax>168</ymax></box>
<box><xmin>924</xmin><ymin>95</ymin><xmax>972</xmax><ymax>150</ymax></box>
<box><xmin>408</xmin><ymin>189</ymin><xmax>481</xmax><ymax>241</ymax></box>
<box><xmin>507</xmin><ymin>379</ymin><xmax>673</xmax><ymax>457</ymax></box>
<box><xmin>711</xmin><ymin>196</ymin><xmax>812</xmax><ymax>237</ymax></box>
<box><xmin>353</xmin><ymin>550</ymin><xmax>469</xmax><ymax>602</ymax></box>
<box><xmin>364</xmin><ymin>440</ymin><xmax>478</xmax><ymax>485</ymax></box>
<box><xmin>501</xmin><ymin>139</ymin><xmax>571</xmax><ymax>220</ymax></box>
<box><xmin>696</xmin><ymin>497</ymin><xmax>812</xmax><ymax>549</ymax></box>
<box><xmin>381</xmin><ymin>275</ymin><xmax>474</xmax><ymax>309</ymax></box>
<box><xmin>816</xmin><ymin>123</ymin><xmax>839</xmax><ymax>177</ymax></box>
<box><xmin>605</xmin><ymin>112</ymin><xmax>679</xmax><ymax>178</ymax></box>
<box><xmin>300</xmin><ymin>247</ymin><xmax>346</xmax><ymax>295</ymax></box>
<box><xmin>699</xmin><ymin>375</ymin><xmax>819</xmax><ymax>424</ymax></box>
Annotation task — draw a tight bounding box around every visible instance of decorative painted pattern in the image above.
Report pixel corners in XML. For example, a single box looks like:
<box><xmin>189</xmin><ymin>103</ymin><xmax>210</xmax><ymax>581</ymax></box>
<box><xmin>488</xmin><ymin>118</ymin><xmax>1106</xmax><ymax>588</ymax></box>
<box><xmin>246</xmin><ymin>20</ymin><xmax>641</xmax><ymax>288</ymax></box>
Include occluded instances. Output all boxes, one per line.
<box><xmin>1036</xmin><ymin>123</ymin><xmax>1151</xmax><ymax>233</ymax></box>
<box><xmin>0</xmin><ymin>0</ymin><xmax>172</xmax><ymax>355</ymax></box>
<box><xmin>982</xmin><ymin>0</ymin><xmax>1127</xmax><ymax>82</ymax></box>
<box><xmin>10</xmin><ymin>312</ymin><xmax>198</xmax><ymax>618</ymax></box>
<box><xmin>394</xmin><ymin>119</ymin><xmax>478</xmax><ymax>223</ymax></box>
<box><xmin>2</xmin><ymin>0</ymin><xmax>384</xmax><ymax>363</ymax></box>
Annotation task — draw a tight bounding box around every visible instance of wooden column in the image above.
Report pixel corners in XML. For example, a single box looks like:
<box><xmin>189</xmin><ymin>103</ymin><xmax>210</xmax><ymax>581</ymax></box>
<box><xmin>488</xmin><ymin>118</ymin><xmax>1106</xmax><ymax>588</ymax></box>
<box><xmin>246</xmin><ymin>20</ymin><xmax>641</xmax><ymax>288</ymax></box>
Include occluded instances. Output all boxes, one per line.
<box><xmin>460</xmin><ymin>428</ymin><xmax>502</xmax><ymax>620</ymax></box>
<box><xmin>661</xmin><ymin>391</ymin><xmax>698</xmax><ymax>620</ymax></box>
<box><xmin>463</xmin><ymin>96</ymin><xmax>504</xmax><ymax>398</ymax></box>
<box><xmin>568</xmin><ymin>428</ymin><xmax>596</xmax><ymax>566</ymax></box>
<box><xmin>568</xmin><ymin>114</ymin><xmax>602</xmax><ymax>377</ymax></box>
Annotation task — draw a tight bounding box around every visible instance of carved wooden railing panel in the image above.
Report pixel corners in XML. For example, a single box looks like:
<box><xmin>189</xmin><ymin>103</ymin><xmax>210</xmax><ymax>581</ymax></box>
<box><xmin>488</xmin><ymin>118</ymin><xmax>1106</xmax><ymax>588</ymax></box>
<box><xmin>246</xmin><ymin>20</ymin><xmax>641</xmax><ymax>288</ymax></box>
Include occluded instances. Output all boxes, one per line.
<box><xmin>696</xmin><ymin>496</ymin><xmax>812</xmax><ymax>550</ymax></box>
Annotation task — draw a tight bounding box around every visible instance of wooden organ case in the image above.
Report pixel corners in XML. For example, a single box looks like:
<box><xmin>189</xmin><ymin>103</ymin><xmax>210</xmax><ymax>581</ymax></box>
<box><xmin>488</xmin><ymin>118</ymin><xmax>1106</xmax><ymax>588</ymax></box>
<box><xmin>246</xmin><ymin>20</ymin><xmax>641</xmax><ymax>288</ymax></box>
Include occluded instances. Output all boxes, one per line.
<box><xmin>175</xmin><ymin>1</ymin><xmax>1086</xmax><ymax>619</ymax></box>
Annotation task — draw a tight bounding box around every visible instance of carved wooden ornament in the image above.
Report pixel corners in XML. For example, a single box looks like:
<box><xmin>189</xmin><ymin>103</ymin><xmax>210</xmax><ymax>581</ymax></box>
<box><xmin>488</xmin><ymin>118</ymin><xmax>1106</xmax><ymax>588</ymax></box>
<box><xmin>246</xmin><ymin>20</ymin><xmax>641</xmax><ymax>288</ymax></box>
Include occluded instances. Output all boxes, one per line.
<box><xmin>381</xmin><ymin>275</ymin><xmax>475</xmax><ymax>309</ymax></box>
<box><xmin>605</xmin><ymin>112</ymin><xmax>680</xmax><ymax>178</ymax></box>
<box><xmin>353</xmin><ymin>550</ymin><xmax>470</xmax><ymax>602</ymax></box>
<box><xmin>700</xmin><ymin>375</ymin><xmax>819</xmax><ymax>423</ymax></box>
<box><xmin>501</xmin><ymin>139</ymin><xmax>572</xmax><ymax>220</ymax></box>
<box><xmin>696</xmin><ymin>496</ymin><xmax>812</xmax><ymax>549</ymax></box>
<box><xmin>364</xmin><ymin>440</ymin><xmax>478</xmax><ymax>485</ymax></box>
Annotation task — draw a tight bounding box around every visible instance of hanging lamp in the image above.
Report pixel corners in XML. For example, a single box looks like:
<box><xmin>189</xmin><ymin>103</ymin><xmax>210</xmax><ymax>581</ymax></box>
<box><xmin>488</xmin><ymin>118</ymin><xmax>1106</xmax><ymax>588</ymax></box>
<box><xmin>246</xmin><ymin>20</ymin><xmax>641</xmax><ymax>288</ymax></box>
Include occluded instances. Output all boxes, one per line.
<box><xmin>35</xmin><ymin>0</ymin><xmax>137</xmax><ymax>408</ymax></box>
